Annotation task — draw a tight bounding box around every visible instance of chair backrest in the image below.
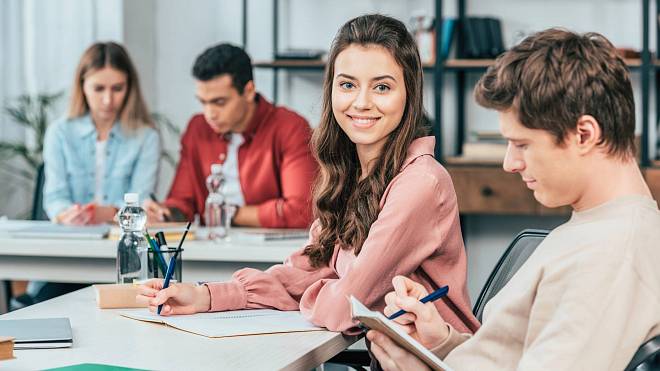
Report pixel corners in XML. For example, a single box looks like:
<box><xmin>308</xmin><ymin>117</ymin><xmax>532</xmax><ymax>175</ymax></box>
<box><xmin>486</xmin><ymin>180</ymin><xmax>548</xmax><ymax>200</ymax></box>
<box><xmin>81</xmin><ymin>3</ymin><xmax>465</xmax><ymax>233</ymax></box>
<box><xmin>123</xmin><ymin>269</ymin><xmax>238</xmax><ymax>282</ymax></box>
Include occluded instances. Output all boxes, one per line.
<box><xmin>472</xmin><ymin>229</ymin><xmax>549</xmax><ymax>322</ymax></box>
<box><xmin>625</xmin><ymin>335</ymin><xmax>660</xmax><ymax>371</ymax></box>
<box><xmin>472</xmin><ymin>228</ymin><xmax>659</xmax><ymax>370</ymax></box>
<box><xmin>31</xmin><ymin>163</ymin><xmax>48</xmax><ymax>221</ymax></box>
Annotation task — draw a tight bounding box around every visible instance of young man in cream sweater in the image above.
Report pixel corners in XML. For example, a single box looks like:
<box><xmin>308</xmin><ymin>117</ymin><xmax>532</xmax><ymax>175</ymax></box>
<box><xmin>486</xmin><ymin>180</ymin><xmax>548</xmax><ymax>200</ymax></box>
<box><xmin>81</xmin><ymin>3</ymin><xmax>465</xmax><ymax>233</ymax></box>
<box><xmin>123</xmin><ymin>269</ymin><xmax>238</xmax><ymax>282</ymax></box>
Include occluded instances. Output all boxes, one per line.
<box><xmin>367</xmin><ymin>28</ymin><xmax>660</xmax><ymax>371</ymax></box>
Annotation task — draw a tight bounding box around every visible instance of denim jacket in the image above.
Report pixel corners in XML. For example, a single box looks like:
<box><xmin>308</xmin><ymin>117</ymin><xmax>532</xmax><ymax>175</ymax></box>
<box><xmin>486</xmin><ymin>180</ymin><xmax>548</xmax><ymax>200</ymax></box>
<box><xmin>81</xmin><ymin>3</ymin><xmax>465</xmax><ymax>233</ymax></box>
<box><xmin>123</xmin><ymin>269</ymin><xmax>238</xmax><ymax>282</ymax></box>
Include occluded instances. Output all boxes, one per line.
<box><xmin>43</xmin><ymin>115</ymin><xmax>160</xmax><ymax>219</ymax></box>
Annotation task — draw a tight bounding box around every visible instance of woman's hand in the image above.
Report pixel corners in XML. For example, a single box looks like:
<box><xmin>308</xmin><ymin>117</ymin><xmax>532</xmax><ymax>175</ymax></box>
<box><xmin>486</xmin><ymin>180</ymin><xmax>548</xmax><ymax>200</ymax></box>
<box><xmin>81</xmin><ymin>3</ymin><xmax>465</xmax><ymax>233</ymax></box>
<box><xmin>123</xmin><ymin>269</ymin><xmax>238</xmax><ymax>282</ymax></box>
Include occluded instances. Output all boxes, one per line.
<box><xmin>137</xmin><ymin>279</ymin><xmax>211</xmax><ymax>315</ymax></box>
<box><xmin>90</xmin><ymin>204</ymin><xmax>117</xmax><ymax>224</ymax></box>
<box><xmin>143</xmin><ymin>199</ymin><xmax>172</xmax><ymax>223</ymax></box>
<box><xmin>382</xmin><ymin>276</ymin><xmax>450</xmax><ymax>349</ymax></box>
<box><xmin>56</xmin><ymin>204</ymin><xmax>94</xmax><ymax>225</ymax></box>
<box><xmin>137</xmin><ymin>279</ymin><xmax>211</xmax><ymax>316</ymax></box>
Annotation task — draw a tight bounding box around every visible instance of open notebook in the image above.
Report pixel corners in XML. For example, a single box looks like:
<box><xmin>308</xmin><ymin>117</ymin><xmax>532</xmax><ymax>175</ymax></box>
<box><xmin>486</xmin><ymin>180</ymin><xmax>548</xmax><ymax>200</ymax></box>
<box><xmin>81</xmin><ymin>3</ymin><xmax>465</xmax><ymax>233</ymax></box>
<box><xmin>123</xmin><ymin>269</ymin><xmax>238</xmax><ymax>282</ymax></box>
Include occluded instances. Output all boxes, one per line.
<box><xmin>349</xmin><ymin>296</ymin><xmax>454</xmax><ymax>371</ymax></box>
<box><xmin>120</xmin><ymin>309</ymin><xmax>323</xmax><ymax>338</ymax></box>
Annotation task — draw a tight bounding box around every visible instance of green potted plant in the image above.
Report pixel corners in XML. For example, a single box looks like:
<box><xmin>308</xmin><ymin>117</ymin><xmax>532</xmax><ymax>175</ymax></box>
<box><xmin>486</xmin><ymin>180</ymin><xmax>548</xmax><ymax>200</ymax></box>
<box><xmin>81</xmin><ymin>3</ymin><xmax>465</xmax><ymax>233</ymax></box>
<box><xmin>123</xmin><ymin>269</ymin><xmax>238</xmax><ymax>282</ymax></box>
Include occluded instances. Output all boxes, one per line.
<box><xmin>1</xmin><ymin>92</ymin><xmax>62</xmax><ymax>182</ymax></box>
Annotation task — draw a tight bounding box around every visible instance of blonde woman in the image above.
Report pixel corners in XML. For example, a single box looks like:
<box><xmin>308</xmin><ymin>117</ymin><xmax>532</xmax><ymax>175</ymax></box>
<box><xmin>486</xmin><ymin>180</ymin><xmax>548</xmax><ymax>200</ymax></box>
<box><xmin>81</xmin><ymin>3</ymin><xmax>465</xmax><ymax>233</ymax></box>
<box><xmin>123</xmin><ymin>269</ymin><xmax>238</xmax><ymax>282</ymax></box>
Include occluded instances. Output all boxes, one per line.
<box><xmin>43</xmin><ymin>42</ymin><xmax>159</xmax><ymax>225</ymax></box>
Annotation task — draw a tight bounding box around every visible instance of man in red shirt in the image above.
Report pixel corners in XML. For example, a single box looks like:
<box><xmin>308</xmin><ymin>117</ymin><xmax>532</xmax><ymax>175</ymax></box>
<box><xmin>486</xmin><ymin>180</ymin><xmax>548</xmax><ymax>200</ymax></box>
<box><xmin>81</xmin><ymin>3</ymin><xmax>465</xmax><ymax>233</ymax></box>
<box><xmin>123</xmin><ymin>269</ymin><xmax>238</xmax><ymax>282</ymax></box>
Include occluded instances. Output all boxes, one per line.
<box><xmin>144</xmin><ymin>44</ymin><xmax>316</xmax><ymax>228</ymax></box>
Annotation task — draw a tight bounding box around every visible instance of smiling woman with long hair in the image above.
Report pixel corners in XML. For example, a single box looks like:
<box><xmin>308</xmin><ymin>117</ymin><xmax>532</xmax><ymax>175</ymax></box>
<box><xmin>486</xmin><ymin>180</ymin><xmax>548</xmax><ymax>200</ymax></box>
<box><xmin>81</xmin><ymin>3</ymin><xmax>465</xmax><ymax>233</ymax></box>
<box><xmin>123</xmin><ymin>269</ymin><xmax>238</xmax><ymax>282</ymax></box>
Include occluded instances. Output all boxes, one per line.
<box><xmin>138</xmin><ymin>14</ymin><xmax>479</xmax><ymax>338</ymax></box>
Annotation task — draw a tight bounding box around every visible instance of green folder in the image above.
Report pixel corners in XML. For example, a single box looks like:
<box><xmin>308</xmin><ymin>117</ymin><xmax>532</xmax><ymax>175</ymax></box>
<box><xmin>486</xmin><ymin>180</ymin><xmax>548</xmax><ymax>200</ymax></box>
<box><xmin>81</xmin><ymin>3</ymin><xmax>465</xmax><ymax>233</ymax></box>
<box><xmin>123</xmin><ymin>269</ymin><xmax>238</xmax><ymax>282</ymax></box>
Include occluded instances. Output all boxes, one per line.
<box><xmin>45</xmin><ymin>363</ymin><xmax>150</xmax><ymax>371</ymax></box>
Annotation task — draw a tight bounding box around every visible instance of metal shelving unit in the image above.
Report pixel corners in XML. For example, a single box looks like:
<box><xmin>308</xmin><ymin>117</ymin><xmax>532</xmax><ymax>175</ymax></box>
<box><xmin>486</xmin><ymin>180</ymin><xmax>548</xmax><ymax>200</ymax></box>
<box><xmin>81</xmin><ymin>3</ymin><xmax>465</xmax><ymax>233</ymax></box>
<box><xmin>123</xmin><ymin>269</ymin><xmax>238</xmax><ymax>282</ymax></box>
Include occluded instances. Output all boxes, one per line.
<box><xmin>247</xmin><ymin>0</ymin><xmax>658</xmax><ymax>168</ymax></box>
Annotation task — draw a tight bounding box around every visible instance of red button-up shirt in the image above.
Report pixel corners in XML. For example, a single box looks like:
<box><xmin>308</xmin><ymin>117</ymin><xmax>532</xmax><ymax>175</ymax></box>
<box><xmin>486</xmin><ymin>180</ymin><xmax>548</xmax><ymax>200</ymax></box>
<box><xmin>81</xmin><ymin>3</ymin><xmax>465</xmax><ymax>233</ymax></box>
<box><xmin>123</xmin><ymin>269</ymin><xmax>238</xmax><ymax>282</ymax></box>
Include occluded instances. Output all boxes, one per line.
<box><xmin>164</xmin><ymin>95</ymin><xmax>317</xmax><ymax>228</ymax></box>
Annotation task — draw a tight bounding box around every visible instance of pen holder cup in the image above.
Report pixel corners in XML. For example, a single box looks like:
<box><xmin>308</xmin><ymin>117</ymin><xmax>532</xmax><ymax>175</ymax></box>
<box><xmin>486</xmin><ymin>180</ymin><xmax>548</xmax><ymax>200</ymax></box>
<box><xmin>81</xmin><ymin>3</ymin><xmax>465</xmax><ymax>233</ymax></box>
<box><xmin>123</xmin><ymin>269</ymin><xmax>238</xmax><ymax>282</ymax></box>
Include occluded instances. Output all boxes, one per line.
<box><xmin>148</xmin><ymin>248</ymin><xmax>183</xmax><ymax>282</ymax></box>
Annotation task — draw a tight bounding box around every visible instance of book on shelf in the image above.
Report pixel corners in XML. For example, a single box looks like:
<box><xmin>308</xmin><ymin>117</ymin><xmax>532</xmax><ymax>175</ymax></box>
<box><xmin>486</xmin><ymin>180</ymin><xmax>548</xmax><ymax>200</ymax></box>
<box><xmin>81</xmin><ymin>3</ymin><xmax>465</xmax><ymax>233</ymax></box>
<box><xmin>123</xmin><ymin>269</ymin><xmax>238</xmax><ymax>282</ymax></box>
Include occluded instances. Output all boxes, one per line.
<box><xmin>485</xmin><ymin>18</ymin><xmax>505</xmax><ymax>57</ymax></box>
<box><xmin>440</xmin><ymin>18</ymin><xmax>457</xmax><ymax>60</ymax></box>
<box><xmin>274</xmin><ymin>48</ymin><xmax>326</xmax><ymax>60</ymax></box>
<box><xmin>461</xmin><ymin>142</ymin><xmax>507</xmax><ymax>160</ymax></box>
<box><xmin>0</xmin><ymin>337</ymin><xmax>14</xmax><ymax>361</ymax></box>
<box><xmin>412</xmin><ymin>16</ymin><xmax>456</xmax><ymax>64</ymax></box>
<box><xmin>459</xmin><ymin>17</ymin><xmax>505</xmax><ymax>59</ymax></box>
<box><xmin>470</xmin><ymin>131</ymin><xmax>505</xmax><ymax>143</ymax></box>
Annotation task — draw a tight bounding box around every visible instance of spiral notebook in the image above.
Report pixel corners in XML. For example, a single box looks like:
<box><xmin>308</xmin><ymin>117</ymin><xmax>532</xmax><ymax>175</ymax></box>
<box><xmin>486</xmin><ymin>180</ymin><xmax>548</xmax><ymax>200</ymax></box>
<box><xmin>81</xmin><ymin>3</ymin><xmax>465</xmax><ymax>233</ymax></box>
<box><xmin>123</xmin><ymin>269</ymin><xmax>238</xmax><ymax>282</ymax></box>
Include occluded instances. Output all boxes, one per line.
<box><xmin>120</xmin><ymin>309</ymin><xmax>323</xmax><ymax>337</ymax></box>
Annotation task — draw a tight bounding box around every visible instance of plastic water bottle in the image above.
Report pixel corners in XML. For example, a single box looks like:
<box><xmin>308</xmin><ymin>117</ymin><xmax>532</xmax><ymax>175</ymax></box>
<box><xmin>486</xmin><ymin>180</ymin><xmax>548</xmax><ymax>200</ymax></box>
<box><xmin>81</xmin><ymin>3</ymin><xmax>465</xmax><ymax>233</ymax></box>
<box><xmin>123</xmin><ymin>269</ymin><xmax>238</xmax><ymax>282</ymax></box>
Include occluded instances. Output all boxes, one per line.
<box><xmin>204</xmin><ymin>163</ymin><xmax>230</xmax><ymax>240</ymax></box>
<box><xmin>116</xmin><ymin>193</ymin><xmax>148</xmax><ymax>283</ymax></box>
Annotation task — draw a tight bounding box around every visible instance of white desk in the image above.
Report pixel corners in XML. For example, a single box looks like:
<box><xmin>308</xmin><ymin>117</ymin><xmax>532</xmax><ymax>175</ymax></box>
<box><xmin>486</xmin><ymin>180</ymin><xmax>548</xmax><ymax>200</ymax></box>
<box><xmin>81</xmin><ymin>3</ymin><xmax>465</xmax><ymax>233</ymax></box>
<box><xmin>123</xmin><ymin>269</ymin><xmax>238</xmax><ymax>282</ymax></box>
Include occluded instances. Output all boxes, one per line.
<box><xmin>0</xmin><ymin>223</ymin><xmax>305</xmax><ymax>283</ymax></box>
<box><xmin>0</xmin><ymin>287</ymin><xmax>357</xmax><ymax>370</ymax></box>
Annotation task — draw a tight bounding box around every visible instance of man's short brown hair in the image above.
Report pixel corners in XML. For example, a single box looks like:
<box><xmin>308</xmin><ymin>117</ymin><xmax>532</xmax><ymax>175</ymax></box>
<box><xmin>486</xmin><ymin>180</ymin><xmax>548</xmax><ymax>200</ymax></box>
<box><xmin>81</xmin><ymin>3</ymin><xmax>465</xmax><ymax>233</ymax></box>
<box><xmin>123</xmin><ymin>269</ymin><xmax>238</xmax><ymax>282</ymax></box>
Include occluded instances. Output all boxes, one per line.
<box><xmin>474</xmin><ymin>28</ymin><xmax>635</xmax><ymax>159</ymax></box>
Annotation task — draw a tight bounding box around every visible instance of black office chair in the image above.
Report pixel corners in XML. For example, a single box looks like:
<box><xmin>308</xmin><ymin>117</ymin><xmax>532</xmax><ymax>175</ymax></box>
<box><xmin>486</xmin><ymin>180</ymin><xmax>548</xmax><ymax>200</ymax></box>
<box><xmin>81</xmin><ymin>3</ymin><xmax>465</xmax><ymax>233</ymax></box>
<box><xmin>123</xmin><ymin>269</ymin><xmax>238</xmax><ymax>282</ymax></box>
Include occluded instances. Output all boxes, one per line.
<box><xmin>31</xmin><ymin>163</ymin><xmax>48</xmax><ymax>221</ymax></box>
<box><xmin>472</xmin><ymin>229</ymin><xmax>548</xmax><ymax>322</ymax></box>
<box><xmin>329</xmin><ymin>229</ymin><xmax>660</xmax><ymax>370</ymax></box>
<box><xmin>10</xmin><ymin>164</ymin><xmax>87</xmax><ymax>310</ymax></box>
<box><xmin>626</xmin><ymin>337</ymin><xmax>660</xmax><ymax>371</ymax></box>
<box><xmin>3</xmin><ymin>164</ymin><xmax>47</xmax><ymax>311</ymax></box>
<box><xmin>477</xmin><ymin>229</ymin><xmax>659</xmax><ymax>371</ymax></box>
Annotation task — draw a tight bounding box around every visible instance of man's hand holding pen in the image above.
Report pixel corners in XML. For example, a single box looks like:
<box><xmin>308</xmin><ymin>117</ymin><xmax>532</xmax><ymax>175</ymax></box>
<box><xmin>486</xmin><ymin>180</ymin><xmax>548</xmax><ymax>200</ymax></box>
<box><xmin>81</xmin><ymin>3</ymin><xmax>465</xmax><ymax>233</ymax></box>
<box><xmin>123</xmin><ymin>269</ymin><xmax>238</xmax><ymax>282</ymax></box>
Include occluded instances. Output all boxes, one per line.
<box><xmin>143</xmin><ymin>193</ymin><xmax>172</xmax><ymax>223</ymax></box>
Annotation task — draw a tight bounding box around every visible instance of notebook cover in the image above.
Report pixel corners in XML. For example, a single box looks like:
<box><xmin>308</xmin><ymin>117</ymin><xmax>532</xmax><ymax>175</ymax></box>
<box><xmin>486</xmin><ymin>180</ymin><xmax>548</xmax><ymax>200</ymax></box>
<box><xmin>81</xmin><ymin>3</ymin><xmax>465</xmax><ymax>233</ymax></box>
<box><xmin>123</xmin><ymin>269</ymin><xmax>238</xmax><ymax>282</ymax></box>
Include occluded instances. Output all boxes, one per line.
<box><xmin>0</xmin><ymin>318</ymin><xmax>72</xmax><ymax>344</ymax></box>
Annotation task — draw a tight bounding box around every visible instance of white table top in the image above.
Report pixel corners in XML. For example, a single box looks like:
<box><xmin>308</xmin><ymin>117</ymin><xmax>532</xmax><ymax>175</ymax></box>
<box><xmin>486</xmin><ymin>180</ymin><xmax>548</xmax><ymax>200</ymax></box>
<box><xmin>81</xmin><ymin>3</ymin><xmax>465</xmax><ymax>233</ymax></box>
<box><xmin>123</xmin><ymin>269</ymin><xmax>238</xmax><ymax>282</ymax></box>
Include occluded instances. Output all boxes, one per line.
<box><xmin>0</xmin><ymin>220</ymin><xmax>307</xmax><ymax>263</ymax></box>
<box><xmin>0</xmin><ymin>237</ymin><xmax>302</xmax><ymax>262</ymax></box>
<box><xmin>0</xmin><ymin>220</ymin><xmax>308</xmax><ymax>291</ymax></box>
<box><xmin>0</xmin><ymin>287</ymin><xmax>357</xmax><ymax>370</ymax></box>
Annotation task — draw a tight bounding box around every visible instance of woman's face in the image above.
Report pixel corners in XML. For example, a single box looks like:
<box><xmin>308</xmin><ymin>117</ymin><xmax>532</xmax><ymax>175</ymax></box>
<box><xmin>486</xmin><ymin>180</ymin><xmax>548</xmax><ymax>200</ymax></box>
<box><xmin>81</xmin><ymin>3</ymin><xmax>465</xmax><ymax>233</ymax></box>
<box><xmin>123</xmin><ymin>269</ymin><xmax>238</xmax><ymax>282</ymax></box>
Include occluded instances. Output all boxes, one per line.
<box><xmin>82</xmin><ymin>66</ymin><xmax>128</xmax><ymax>125</ymax></box>
<box><xmin>331</xmin><ymin>44</ymin><xmax>406</xmax><ymax>157</ymax></box>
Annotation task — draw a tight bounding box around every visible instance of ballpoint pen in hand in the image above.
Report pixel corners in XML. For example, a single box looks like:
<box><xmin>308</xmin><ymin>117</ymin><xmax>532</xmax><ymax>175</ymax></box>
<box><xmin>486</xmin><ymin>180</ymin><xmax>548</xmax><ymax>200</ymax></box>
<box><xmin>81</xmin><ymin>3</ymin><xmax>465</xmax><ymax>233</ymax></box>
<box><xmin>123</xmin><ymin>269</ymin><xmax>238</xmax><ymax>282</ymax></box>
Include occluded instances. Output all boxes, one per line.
<box><xmin>387</xmin><ymin>285</ymin><xmax>449</xmax><ymax>321</ymax></box>
<box><xmin>157</xmin><ymin>221</ymin><xmax>191</xmax><ymax>315</ymax></box>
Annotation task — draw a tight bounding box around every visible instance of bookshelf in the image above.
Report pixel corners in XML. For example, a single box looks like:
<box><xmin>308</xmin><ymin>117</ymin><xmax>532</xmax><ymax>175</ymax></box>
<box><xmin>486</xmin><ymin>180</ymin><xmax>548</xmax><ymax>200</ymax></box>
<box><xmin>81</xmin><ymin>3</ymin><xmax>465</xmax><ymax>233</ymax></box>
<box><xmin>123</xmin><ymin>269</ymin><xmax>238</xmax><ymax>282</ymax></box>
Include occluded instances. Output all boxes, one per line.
<box><xmin>250</xmin><ymin>0</ymin><xmax>660</xmax><ymax>215</ymax></box>
<box><xmin>255</xmin><ymin>57</ymin><xmax>649</xmax><ymax>71</ymax></box>
<box><xmin>441</xmin><ymin>0</ymin><xmax>659</xmax><ymax>215</ymax></box>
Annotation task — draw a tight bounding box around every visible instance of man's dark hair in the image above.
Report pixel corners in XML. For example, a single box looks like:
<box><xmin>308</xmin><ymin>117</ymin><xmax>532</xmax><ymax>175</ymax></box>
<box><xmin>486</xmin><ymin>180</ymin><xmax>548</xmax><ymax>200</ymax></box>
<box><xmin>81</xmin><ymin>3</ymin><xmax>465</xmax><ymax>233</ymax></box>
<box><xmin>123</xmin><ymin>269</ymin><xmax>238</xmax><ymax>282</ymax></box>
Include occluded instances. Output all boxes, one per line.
<box><xmin>474</xmin><ymin>28</ymin><xmax>635</xmax><ymax>159</ymax></box>
<box><xmin>192</xmin><ymin>43</ymin><xmax>253</xmax><ymax>94</ymax></box>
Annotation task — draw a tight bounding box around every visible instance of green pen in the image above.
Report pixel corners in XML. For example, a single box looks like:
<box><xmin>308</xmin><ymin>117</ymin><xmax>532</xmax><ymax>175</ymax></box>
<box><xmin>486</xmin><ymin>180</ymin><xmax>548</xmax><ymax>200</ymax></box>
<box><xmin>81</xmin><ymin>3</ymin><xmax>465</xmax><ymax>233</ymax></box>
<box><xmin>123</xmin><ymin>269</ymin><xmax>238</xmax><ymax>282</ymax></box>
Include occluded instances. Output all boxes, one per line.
<box><xmin>145</xmin><ymin>231</ymin><xmax>168</xmax><ymax>276</ymax></box>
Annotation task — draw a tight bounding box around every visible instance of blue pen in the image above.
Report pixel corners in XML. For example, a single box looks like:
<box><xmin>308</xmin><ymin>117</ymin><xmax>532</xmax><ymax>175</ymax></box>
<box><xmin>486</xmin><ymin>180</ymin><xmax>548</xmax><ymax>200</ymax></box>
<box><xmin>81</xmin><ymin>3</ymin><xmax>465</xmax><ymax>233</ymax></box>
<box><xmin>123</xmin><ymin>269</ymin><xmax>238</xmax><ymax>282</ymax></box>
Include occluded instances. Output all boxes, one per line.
<box><xmin>387</xmin><ymin>285</ymin><xmax>449</xmax><ymax>321</ymax></box>
<box><xmin>157</xmin><ymin>221</ymin><xmax>191</xmax><ymax>315</ymax></box>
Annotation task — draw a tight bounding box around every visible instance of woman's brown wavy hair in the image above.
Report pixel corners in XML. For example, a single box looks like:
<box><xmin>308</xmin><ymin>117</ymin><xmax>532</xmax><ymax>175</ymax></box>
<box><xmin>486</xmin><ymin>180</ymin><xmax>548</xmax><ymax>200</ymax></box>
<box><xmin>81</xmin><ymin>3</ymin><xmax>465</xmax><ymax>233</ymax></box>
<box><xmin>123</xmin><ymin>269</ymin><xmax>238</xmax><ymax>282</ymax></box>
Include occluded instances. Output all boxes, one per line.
<box><xmin>304</xmin><ymin>14</ymin><xmax>428</xmax><ymax>267</ymax></box>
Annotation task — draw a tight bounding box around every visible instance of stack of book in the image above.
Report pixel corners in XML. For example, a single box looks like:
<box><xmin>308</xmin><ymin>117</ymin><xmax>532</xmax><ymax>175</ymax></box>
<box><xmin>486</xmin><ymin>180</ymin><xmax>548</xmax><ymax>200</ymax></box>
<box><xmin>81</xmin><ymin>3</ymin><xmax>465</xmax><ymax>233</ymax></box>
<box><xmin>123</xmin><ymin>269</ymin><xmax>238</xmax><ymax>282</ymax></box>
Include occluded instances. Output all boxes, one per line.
<box><xmin>461</xmin><ymin>131</ymin><xmax>507</xmax><ymax>161</ymax></box>
<box><xmin>458</xmin><ymin>17</ymin><xmax>506</xmax><ymax>59</ymax></box>
<box><xmin>0</xmin><ymin>337</ymin><xmax>14</xmax><ymax>361</ymax></box>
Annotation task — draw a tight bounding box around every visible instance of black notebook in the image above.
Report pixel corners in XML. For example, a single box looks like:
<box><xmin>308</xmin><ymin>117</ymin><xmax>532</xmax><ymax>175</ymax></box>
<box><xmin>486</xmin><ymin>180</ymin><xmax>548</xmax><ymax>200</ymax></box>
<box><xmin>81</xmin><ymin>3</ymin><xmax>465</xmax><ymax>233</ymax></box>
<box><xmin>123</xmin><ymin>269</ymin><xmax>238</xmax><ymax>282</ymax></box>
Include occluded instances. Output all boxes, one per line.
<box><xmin>0</xmin><ymin>318</ymin><xmax>73</xmax><ymax>349</ymax></box>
